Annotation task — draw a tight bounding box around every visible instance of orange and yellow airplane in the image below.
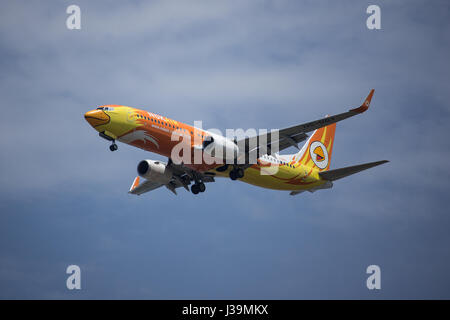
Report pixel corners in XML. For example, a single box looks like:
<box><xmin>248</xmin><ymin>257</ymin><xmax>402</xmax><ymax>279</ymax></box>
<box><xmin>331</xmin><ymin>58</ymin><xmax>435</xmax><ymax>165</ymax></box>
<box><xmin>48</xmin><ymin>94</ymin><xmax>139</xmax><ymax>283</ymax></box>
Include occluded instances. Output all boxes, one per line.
<box><xmin>84</xmin><ymin>89</ymin><xmax>387</xmax><ymax>196</ymax></box>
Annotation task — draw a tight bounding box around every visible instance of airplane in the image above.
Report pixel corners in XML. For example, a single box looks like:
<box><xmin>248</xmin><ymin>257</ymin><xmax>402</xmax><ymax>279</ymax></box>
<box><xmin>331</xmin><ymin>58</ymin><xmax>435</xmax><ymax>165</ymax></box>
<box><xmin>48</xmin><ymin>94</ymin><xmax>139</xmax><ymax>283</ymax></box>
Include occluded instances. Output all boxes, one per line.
<box><xmin>84</xmin><ymin>89</ymin><xmax>388</xmax><ymax>196</ymax></box>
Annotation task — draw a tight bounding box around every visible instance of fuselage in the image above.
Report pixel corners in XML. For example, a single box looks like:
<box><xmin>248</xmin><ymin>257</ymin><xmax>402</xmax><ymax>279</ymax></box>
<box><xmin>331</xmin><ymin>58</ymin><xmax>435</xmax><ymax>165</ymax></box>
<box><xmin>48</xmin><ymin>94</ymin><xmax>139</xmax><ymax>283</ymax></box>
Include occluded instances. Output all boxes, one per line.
<box><xmin>84</xmin><ymin>105</ymin><xmax>327</xmax><ymax>191</ymax></box>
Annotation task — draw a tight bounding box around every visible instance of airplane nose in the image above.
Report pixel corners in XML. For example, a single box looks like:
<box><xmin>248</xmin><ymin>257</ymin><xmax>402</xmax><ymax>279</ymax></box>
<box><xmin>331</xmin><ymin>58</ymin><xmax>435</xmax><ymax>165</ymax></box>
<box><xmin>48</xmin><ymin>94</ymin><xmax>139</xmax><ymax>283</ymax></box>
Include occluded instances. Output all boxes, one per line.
<box><xmin>84</xmin><ymin>109</ymin><xmax>110</xmax><ymax>127</ymax></box>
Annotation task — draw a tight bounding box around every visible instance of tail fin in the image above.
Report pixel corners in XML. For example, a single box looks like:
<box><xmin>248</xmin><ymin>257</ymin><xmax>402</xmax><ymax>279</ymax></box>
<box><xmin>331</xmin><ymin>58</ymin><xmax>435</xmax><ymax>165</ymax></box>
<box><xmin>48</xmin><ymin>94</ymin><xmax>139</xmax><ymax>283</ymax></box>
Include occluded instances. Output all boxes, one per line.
<box><xmin>290</xmin><ymin>122</ymin><xmax>336</xmax><ymax>171</ymax></box>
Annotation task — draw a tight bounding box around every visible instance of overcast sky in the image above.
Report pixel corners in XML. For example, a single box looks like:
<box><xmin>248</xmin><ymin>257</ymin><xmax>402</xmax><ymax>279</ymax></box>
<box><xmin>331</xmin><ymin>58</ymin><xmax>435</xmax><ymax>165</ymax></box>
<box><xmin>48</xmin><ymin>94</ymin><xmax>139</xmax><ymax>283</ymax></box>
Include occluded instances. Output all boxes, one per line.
<box><xmin>0</xmin><ymin>0</ymin><xmax>449</xmax><ymax>299</ymax></box>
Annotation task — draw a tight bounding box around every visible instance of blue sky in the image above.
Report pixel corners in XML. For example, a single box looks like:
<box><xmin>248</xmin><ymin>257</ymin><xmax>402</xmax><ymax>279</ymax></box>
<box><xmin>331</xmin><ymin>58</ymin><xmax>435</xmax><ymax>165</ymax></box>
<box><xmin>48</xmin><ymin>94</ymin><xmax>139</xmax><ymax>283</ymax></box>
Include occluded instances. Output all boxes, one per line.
<box><xmin>0</xmin><ymin>0</ymin><xmax>449</xmax><ymax>299</ymax></box>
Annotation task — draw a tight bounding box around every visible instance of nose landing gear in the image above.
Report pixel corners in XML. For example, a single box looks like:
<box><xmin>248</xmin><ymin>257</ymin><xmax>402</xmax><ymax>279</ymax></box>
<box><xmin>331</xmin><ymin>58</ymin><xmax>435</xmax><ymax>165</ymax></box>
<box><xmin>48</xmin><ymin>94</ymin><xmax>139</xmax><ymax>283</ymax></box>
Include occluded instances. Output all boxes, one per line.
<box><xmin>99</xmin><ymin>132</ymin><xmax>118</xmax><ymax>152</ymax></box>
<box><xmin>109</xmin><ymin>142</ymin><xmax>118</xmax><ymax>151</ymax></box>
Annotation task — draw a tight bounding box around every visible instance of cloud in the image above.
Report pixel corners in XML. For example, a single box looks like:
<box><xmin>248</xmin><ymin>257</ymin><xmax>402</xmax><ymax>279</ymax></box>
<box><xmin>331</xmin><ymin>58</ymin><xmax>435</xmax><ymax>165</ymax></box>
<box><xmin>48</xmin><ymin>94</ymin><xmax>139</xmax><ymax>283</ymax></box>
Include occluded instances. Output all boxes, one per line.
<box><xmin>0</xmin><ymin>0</ymin><xmax>449</xmax><ymax>298</ymax></box>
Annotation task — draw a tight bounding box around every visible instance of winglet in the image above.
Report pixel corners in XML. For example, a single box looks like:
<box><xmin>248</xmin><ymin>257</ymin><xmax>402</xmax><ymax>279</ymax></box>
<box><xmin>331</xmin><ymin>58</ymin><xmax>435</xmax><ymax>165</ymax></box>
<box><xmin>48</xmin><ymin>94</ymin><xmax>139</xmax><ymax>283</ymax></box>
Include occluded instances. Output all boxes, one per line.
<box><xmin>349</xmin><ymin>89</ymin><xmax>375</xmax><ymax>114</ymax></box>
<box><xmin>129</xmin><ymin>176</ymin><xmax>140</xmax><ymax>193</ymax></box>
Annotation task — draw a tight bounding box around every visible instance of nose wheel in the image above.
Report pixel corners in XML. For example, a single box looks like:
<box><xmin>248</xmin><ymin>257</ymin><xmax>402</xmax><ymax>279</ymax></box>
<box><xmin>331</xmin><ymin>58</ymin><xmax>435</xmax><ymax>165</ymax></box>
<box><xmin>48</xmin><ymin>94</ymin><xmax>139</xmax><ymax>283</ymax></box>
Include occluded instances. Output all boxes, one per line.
<box><xmin>109</xmin><ymin>142</ymin><xmax>118</xmax><ymax>151</ymax></box>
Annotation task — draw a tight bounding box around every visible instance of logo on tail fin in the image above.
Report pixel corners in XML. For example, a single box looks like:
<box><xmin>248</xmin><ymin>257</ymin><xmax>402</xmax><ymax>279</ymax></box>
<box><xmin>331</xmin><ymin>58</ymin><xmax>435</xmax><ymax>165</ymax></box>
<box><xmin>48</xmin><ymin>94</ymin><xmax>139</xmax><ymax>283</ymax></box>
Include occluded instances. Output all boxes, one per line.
<box><xmin>309</xmin><ymin>141</ymin><xmax>329</xmax><ymax>169</ymax></box>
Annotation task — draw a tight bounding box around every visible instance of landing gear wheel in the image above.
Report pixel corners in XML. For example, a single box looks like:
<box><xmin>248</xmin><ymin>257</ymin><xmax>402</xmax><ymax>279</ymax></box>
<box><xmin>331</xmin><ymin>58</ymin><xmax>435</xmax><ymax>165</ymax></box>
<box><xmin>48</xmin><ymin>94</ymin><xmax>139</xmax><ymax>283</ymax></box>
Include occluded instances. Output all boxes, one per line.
<box><xmin>236</xmin><ymin>168</ymin><xmax>244</xmax><ymax>178</ymax></box>
<box><xmin>109</xmin><ymin>143</ymin><xmax>118</xmax><ymax>152</ymax></box>
<box><xmin>229</xmin><ymin>170</ymin><xmax>238</xmax><ymax>181</ymax></box>
<box><xmin>198</xmin><ymin>182</ymin><xmax>206</xmax><ymax>193</ymax></box>
<box><xmin>191</xmin><ymin>184</ymin><xmax>200</xmax><ymax>195</ymax></box>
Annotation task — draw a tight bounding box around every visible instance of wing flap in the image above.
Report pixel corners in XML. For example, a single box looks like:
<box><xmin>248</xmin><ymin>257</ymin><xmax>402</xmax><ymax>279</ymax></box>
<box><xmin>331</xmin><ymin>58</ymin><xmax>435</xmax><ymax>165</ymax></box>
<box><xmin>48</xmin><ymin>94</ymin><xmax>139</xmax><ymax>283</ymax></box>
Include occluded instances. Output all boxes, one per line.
<box><xmin>319</xmin><ymin>160</ymin><xmax>388</xmax><ymax>181</ymax></box>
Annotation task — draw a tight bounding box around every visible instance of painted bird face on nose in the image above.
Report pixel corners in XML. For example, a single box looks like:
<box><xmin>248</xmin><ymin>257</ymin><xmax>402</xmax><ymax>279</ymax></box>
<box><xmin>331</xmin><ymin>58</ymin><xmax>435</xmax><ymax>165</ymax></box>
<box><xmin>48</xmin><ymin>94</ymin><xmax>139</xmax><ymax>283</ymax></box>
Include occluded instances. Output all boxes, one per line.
<box><xmin>84</xmin><ymin>109</ymin><xmax>110</xmax><ymax>128</ymax></box>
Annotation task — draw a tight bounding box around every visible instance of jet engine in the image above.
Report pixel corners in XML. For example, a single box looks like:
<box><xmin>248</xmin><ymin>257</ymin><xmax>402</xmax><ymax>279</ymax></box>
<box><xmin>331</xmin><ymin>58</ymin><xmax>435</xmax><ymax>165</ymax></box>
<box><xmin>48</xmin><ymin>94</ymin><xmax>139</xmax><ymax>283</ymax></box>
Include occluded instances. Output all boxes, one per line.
<box><xmin>137</xmin><ymin>160</ymin><xmax>172</xmax><ymax>184</ymax></box>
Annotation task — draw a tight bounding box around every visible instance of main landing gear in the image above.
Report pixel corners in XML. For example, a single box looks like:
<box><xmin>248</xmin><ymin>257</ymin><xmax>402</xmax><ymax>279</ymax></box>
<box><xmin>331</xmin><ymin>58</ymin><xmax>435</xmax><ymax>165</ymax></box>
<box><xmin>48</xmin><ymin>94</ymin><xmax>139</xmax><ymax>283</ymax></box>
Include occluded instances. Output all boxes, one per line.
<box><xmin>109</xmin><ymin>142</ymin><xmax>118</xmax><ymax>152</ymax></box>
<box><xmin>229</xmin><ymin>167</ymin><xmax>244</xmax><ymax>181</ymax></box>
<box><xmin>191</xmin><ymin>182</ymin><xmax>206</xmax><ymax>195</ymax></box>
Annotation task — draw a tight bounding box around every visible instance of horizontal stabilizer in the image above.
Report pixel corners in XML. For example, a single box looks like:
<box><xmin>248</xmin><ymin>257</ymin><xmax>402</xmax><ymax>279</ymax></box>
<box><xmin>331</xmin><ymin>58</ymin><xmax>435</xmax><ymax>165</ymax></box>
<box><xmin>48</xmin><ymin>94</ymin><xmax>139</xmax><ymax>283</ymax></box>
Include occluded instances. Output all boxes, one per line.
<box><xmin>319</xmin><ymin>160</ymin><xmax>388</xmax><ymax>181</ymax></box>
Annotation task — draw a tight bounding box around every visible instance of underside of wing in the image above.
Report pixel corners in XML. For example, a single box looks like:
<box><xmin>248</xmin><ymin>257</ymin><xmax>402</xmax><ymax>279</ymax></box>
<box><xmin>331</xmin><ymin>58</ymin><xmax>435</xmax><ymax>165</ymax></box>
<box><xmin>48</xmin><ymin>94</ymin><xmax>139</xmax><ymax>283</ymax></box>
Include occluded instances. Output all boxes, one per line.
<box><xmin>128</xmin><ymin>160</ymin><xmax>216</xmax><ymax>196</ymax></box>
<box><xmin>128</xmin><ymin>176</ymin><xmax>164</xmax><ymax>195</ymax></box>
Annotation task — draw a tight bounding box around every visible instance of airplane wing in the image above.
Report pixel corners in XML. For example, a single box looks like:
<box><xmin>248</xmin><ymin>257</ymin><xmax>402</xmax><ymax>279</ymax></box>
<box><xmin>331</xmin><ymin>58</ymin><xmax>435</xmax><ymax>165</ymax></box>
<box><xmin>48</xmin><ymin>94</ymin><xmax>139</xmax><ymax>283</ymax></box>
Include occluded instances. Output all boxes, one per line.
<box><xmin>128</xmin><ymin>176</ymin><xmax>164</xmax><ymax>195</ymax></box>
<box><xmin>236</xmin><ymin>89</ymin><xmax>375</xmax><ymax>160</ymax></box>
<box><xmin>319</xmin><ymin>160</ymin><xmax>388</xmax><ymax>181</ymax></box>
<box><xmin>128</xmin><ymin>161</ymin><xmax>215</xmax><ymax>196</ymax></box>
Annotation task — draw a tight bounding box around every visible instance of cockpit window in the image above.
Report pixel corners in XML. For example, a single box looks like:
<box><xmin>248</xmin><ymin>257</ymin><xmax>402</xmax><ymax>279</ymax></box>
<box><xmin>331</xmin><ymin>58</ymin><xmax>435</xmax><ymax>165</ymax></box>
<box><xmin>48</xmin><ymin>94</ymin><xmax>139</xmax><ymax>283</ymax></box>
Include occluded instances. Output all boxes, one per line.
<box><xmin>97</xmin><ymin>106</ymin><xmax>114</xmax><ymax>111</ymax></box>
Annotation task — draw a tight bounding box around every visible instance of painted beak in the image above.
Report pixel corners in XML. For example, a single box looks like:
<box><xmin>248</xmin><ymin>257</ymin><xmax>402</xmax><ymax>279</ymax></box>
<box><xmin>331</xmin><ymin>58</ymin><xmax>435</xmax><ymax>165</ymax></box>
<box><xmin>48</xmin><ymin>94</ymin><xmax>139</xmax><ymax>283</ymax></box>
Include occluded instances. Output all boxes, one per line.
<box><xmin>84</xmin><ymin>110</ymin><xmax>110</xmax><ymax>127</ymax></box>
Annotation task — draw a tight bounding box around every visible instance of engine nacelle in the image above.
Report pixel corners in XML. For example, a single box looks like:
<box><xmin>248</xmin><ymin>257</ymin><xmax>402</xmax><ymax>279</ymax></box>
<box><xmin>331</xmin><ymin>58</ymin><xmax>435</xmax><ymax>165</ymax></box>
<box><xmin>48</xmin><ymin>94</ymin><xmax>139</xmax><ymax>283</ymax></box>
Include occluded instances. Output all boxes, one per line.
<box><xmin>202</xmin><ymin>134</ymin><xmax>239</xmax><ymax>163</ymax></box>
<box><xmin>137</xmin><ymin>160</ymin><xmax>172</xmax><ymax>184</ymax></box>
